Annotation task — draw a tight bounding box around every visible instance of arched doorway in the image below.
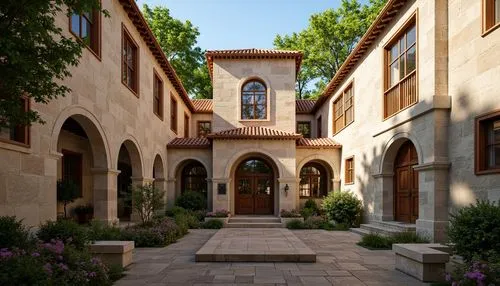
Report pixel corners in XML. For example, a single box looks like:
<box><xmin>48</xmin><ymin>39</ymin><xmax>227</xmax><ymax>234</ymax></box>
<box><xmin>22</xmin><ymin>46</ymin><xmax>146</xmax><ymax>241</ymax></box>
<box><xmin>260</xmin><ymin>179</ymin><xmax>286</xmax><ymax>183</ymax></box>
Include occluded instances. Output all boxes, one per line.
<box><xmin>180</xmin><ymin>161</ymin><xmax>208</xmax><ymax>201</ymax></box>
<box><xmin>235</xmin><ymin>158</ymin><xmax>274</xmax><ymax>215</ymax></box>
<box><xmin>299</xmin><ymin>162</ymin><xmax>328</xmax><ymax>198</ymax></box>
<box><xmin>117</xmin><ymin>140</ymin><xmax>143</xmax><ymax>221</ymax></box>
<box><xmin>394</xmin><ymin>141</ymin><xmax>419</xmax><ymax>223</ymax></box>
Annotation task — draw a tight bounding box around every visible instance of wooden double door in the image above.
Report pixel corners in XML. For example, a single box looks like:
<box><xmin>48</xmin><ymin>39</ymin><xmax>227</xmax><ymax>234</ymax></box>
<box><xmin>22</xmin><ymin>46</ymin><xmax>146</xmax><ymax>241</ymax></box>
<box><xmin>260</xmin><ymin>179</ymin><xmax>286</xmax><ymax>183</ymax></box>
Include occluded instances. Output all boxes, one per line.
<box><xmin>235</xmin><ymin>158</ymin><xmax>274</xmax><ymax>215</ymax></box>
<box><xmin>394</xmin><ymin>141</ymin><xmax>419</xmax><ymax>223</ymax></box>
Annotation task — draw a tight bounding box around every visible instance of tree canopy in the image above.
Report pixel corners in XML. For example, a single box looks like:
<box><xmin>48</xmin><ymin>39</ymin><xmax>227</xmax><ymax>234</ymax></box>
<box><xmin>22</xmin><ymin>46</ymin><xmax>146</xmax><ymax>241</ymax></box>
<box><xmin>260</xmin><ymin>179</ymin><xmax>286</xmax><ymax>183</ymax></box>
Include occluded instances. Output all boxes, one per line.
<box><xmin>274</xmin><ymin>0</ymin><xmax>387</xmax><ymax>99</ymax></box>
<box><xmin>142</xmin><ymin>4</ymin><xmax>212</xmax><ymax>99</ymax></box>
<box><xmin>0</xmin><ymin>0</ymin><xmax>107</xmax><ymax>128</ymax></box>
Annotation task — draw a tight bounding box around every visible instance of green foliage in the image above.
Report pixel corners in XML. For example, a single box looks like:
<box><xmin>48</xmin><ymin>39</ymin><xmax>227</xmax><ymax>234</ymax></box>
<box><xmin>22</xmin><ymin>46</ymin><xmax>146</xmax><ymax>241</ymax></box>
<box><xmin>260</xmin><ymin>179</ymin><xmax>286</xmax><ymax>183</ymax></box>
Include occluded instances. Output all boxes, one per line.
<box><xmin>301</xmin><ymin>199</ymin><xmax>320</xmax><ymax>219</ymax></box>
<box><xmin>303</xmin><ymin>216</ymin><xmax>325</xmax><ymax>229</ymax></box>
<box><xmin>166</xmin><ymin>206</ymin><xmax>188</xmax><ymax>217</ymax></box>
<box><xmin>286</xmin><ymin>219</ymin><xmax>305</xmax><ymax>229</ymax></box>
<box><xmin>447</xmin><ymin>200</ymin><xmax>500</xmax><ymax>262</ymax></box>
<box><xmin>121</xmin><ymin>217</ymin><xmax>181</xmax><ymax>247</ymax></box>
<box><xmin>322</xmin><ymin>190</ymin><xmax>363</xmax><ymax>227</ymax></box>
<box><xmin>445</xmin><ymin>255</ymin><xmax>500</xmax><ymax>286</ymax></box>
<box><xmin>202</xmin><ymin>219</ymin><xmax>224</xmax><ymax>229</ymax></box>
<box><xmin>300</xmin><ymin>208</ymin><xmax>315</xmax><ymax>220</ymax></box>
<box><xmin>57</xmin><ymin>179</ymin><xmax>80</xmax><ymax>218</ymax></box>
<box><xmin>87</xmin><ymin>221</ymin><xmax>123</xmax><ymax>242</ymax></box>
<box><xmin>0</xmin><ymin>0</ymin><xmax>107</xmax><ymax>127</ymax></box>
<box><xmin>131</xmin><ymin>184</ymin><xmax>165</xmax><ymax>225</ymax></box>
<box><xmin>142</xmin><ymin>4</ymin><xmax>212</xmax><ymax>98</ymax></box>
<box><xmin>391</xmin><ymin>231</ymin><xmax>429</xmax><ymax>244</ymax></box>
<box><xmin>0</xmin><ymin>216</ymin><xmax>35</xmax><ymax>249</ymax></box>
<box><xmin>304</xmin><ymin>199</ymin><xmax>319</xmax><ymax>211</ymax></box>
<box><xmin>280</xmin><ymin>209</ymin><xmax>302</xmax><ymax>218</ymax></box>
<box><xmin>357</xmin><ymin>233</ymin><xmax>392</xmax><ymax>249</ymax></box>
<box><xmin>274</xmin><ymin>0</ymin><xmax>387</xmax><ymax>98</ymax></box>
<box><xmin>175</xmin><ymin>191</ymin><xmax>207</xmax><ymax>211</ymax></box>
<box><xmin>37</xmin><ymin>220</ymin><xmax>88</xmax><ymax>250</ymax></box>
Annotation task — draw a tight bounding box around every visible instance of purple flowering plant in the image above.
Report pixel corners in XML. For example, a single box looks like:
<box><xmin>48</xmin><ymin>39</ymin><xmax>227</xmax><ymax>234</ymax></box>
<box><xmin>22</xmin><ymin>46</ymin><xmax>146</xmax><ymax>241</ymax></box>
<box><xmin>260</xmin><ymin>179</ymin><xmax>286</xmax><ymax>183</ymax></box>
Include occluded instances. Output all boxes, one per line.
<box><xmin>205</xmin><ymin>209</ymin><xmax>230</xmax><ymax>218</ymax></box>
<box><xmin>445</xmin><ymin>259</ymin><xmax>500</xmax><ymax>286</ymax></box>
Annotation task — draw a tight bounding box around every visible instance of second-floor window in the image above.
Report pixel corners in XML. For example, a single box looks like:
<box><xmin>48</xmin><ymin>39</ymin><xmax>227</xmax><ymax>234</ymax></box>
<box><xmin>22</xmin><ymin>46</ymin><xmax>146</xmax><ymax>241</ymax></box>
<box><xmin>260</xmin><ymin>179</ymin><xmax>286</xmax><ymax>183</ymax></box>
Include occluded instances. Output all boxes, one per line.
<box><xmin>0</xmin><ymin>98</ymin><xmax>30</xmax><ymax>146</ymax></box>
<box><xmin>297</xmin><ymin>122</ymin><xmax>311</xmax><ymax>138</ymax></box>
<box><xmin>241</xmin><ymin>80</ymin><xmax>267</xmax><ymax>120</ymax></box>
<box><xmin>184</xmin><ymin>113</ymin><xmax>189</xmax><ymax>137</ymax></box>
<box><xmin>384</xmin><ymin>16</ymin><xmax>417</xmax><ymax>118</ymax></box>
<box><xmin>484</xmin><ymin>0</ymin><xmax>500</xmax><ymax>33</ymax></box>
<box><xmin>345</xmin><ymin>157</ymin><xmax>354</xmax><ymax>184</ymax></box>
<box><xmin>475</xmin><ymin>110</ymin><xmax>500</xmax><ymax>174</ymax></box>
<box><xmin>333</xmin><ymin>83</ymin><xmax>354</xmax><ymax>134</ymax></box>
<box><xmin>197</xmin><ymin>121</ymin><xmax>211</xmax><ymax>137</ymax></box>
<box><xmin>70</xmin><ymin>10</ymin><xmax>100</xmax><ymax>57</ymax></box>
<box><xmin>122</xmin><ymin>26</ymin><xmax>138</xmax><ymax>94</ymax></box>
<box><xmin>153</xmin><ymin>71</ymin><xmax>163</xmax><ymax>119</ymax></box>
<box><xmin>170</xmin><ymin>96</ymin><xmax>177</xmax><ymax>133</ymax></box>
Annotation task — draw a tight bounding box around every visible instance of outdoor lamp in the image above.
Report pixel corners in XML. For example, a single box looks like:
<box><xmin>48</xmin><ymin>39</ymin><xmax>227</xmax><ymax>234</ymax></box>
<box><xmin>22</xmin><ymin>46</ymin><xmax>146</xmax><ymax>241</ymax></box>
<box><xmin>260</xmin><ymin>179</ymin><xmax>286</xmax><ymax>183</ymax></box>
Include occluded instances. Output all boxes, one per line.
<box><xmin>284</xmin><ymin>184</ymin><xmax>289</xmax><ymax>196</ymax></box>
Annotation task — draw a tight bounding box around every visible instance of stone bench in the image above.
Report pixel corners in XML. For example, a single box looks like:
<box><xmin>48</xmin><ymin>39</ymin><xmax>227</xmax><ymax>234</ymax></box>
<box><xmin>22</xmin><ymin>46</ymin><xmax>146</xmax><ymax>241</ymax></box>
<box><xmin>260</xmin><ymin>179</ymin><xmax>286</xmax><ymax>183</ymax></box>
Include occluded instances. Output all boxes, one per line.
<box><xmin>393</xmin><ymin>243</ymin><xmax>450</xmax><ymax>282</ymax></box>
<box><xmin>89</xmin><ymin>241</ymin><xmax>134</xmax><ymax>268</ymax></box>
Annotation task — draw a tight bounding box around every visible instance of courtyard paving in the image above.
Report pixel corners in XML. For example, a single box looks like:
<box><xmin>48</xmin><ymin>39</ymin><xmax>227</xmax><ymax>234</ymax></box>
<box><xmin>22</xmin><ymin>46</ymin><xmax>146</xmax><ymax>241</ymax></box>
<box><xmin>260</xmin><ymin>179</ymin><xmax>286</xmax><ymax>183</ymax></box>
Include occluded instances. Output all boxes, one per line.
<box><xmin>116</xmin><ymin>229</ymin><xmax>428</xmax><ymax>286</ymax></box>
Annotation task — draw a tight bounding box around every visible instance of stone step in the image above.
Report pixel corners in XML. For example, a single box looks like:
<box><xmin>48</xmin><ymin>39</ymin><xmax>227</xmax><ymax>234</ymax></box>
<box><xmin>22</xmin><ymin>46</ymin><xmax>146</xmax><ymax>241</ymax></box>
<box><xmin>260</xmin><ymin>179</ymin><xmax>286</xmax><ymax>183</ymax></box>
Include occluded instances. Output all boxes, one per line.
<box><xmin>371</xmin><ymin>221</ymin><xmax>416</xmax><ymax>232</ymax></box>
<box><xmin>228</xmin><ymin>217</ymin><xmax>281</xmax><ymax>224</ymax></box>
<box><xmin>359</xmin><ymin>223</ymin><xmax>407</xmax><ymax>236</ymax></box>
<box><xmin>349</xmin><ymin>227</ymin><xmax>372</xmax><ymax>237</ymax></box>
<box><xmin>226</xmin><ymin>222</ymin><xmax>284</xmax><ymax>228</ymax></box>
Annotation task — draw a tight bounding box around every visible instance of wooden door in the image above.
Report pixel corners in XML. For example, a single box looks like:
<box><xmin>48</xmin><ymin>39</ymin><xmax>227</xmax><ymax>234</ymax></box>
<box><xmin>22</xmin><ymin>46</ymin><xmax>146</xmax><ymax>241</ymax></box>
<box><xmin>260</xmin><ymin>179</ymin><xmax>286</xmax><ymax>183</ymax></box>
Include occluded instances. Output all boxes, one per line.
<box><xmin>235</xmin><ymin>159</ymin><xmax>274</xmax><ymax>215</ymax></box>
<box><xmin>236</xmin><ymin>176</ymin><xmax>254</xmax><ymax>214</ymax></box>
<box><xmin>253</xmin><ymin>176</ymin><xmax>273</xmax><ymax>214</ymax></box>
<box><xmin>394</xmin><ymin>141</ymin><xmax>419</xmax><ymax>223</ymax></box>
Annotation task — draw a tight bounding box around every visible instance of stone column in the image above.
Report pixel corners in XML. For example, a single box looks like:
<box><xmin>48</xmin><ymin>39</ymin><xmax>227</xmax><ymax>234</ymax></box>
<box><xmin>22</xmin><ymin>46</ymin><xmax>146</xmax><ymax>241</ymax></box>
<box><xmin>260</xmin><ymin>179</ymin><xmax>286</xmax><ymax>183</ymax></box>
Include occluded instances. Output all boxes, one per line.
<box><xmin>413</xmin><ymin>162</ymin><xmax>450</xmax><ymax>242</ymax></box>
<box><xmin>372</xmin><ymin>172</ymin><xmax>395</xmax><ymax>222</ymax></box>
<box><xmin>91</xmin><ymin>168</ymin><xmax>120</xmax><ymax>224</ymax></box>
<box><xmin>206</xmin><ymin>178</ymin><xmax>213</xmax><ymax>212</ymax></box>
<box><xmin>278</xmin><ymin>177</ymin><xmax>297</xmax><ymax>212</ymax></box>
<box><xmin>331</xmin><ymin>178</ymin><xmax>341</xmax><ymax>193</ymax></box>
<box><xmin>166</xmin><ymin>178</ymin><xmax>176</xmax><ymax>208</ymax></box>
<box><xmin>212</xmin><ymin>178</ymin><xmax>231</xmax><ymax>214</ymax></box>
<box><xmin>153</xmin><ymin>178</ymin><xmax>167</xmax><ymax>214</ymax></box>
<box><xmin>130</xmin><ymin>177</ymin><xmax>155</xmax><ymax>222</ymax></box>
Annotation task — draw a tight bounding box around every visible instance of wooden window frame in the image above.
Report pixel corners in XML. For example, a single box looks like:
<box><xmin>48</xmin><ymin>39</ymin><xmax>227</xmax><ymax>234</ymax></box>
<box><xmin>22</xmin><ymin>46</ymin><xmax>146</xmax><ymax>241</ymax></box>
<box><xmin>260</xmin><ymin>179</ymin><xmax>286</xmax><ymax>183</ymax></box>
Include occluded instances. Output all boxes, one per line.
<box><xmin>61</xmin><ymin>149</ymin><xmax>83</xmax><ymax>197</ymax></box>
<box><xmin>197</xmin><ymin>121</ymin><xmax>212</xmax><ymax>137</ymax></box>
<box><xmin>475</xmin><ymin>110</ymin><xmax>500</xmax><ymax>175</ymax></box>
<box><xmin>299</xmin><ymin>162</ymin><xmax>328</xmax><ymax>198</ymax></box>
<box><xmin>170</xmin><ymin>95</ymin><xmax>178</xmax><ymax>134</ymax></box>
<box><xmin>121</xmin><ymin>24</ymin><xmax>139</xmax><ymax>96</ymax></box>
<box><xmin>296</xmin><ymin>121</ymin><xmax>311</xmax><ymax>138</ymax></box>
<box><xmin>184</xmin><ymin>112</ymin><xmax>190</xmax><ymax>138</ymax></box>
<box><xmin>69</xmin><ymin>7</ymin><xmax>101</xmax><ymax>59</ymax></box>
<box><xmin>383</xmin><ymin>13</ymin><xmax>418</xmax><ymax>119</ymax></box>
<box><xmin>483</xmin><ymin>0</ymin><xmax>500</xmax><ymax>36</ymax></box>
<box><xmin>0</xmin><ymin>97</ymin><xmax>30</xmax><ymax>147</ymax></box>
<box><xmin>333</xmin><ymin>82</ymin><xmax>355</xmax><ymax>135</ymax></box>
<box><xmin>153</xmin><ymin>69</ymin><xmax>163</xmax><ymax>120</ymax></box>
<box><xmin>345</xmin><ymin>156</ymin><xmax>355</xmax><ymax>185</ymax></box>
<box><xmin>240</xmin><ymin>79</ymin><xmax>268</xmax><ymax>120</ymax></box>
<box><xmin>316</xmin><ymin>116</ymin><xmax>322</xmax><ymax>138</ymax></box>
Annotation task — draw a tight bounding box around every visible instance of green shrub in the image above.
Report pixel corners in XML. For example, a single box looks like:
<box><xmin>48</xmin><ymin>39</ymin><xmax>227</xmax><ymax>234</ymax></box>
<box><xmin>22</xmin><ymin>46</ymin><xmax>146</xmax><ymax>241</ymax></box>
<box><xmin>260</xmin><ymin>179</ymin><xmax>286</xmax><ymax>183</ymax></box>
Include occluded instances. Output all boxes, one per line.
<box><xmin>173</xmin><ymin>215</ymin><xmax>189</xmax><ymax>235</ymax></box>
<box><xmin>357</xmin><ymin>233</ymin><xmax>392</xmax><ymax>249</ymax></box>
<box><xmin>121</xmin><ymin>217</ymin><xmax>180</xmax><ymax>247</ymax></box>
<box><xmin>286</xmin><ymin>219</ymin><xmax>305</xmax><ymax>229</ymax></box>
<box><xmin>304</xmin><ymin>199</ymin><xmax>319</xmax><ymax>212</ymax></box>
<box><xmin>131</xmin><ymin>184</ymin><xmax>165</xmax><ymax>224</ymax></box>
<box><xmin>165</xmin><ymin>206</ymin><xmax>188</xmax><ymax>217</ymax></box>
<box><xmin>202</xmin><ymin>219</ymin><xmax>224</xmax><ymax>229</ymax></box>
<box><xmin>57</xmin><ymin>179</ymin><xmax>80</xmax><ymax>218</ymax></box>
<box><xmin>322</xmin><ymin>190</ymin><xmax>362</xmax><ymax>227</ymax></box>
<box><xmin>37</xmin><ymin>220</ymin><xmax>88</xmax><ymax>250</ymax></box>
<box><xmin>300</xmin><ymin>208</ymin><xmax>315</xmax><ymax>220</ymax></box>
<box><xmin>303</xmin><ymin>216</ymin><xmax>325</xmax><ymax>229</ymax></box>
<box><xmin>0</xmin><ymin>216</ymin><xmax>35</xmax><ymax>249</ymax></box>
<box><xmin>391</xmin><ymin>231</ymin><xmax>429</xmax><ymax>244</ymax></box>
<box><xmin>447</xmin><ymin>200</ymin><xmax>500</xmax><ymax>262</ymax></box>
<box><xmin>280</xmin><ymin>209</ymin><xmax>302</xmax><ymax>217</ymax></box>
<box><xmin>175</xmin><ymin>191</ymin><xmax>207</xmax><ymax>211</ymax></box>
<box><xmin>332</xmin><ymin>223</ymin><xmax>350</xmax><ymax>231</ymax></box>
<box><xmin>87</xmin><ymin>221</ymin><xmax>123</xmax><ymax>242</ymax></box>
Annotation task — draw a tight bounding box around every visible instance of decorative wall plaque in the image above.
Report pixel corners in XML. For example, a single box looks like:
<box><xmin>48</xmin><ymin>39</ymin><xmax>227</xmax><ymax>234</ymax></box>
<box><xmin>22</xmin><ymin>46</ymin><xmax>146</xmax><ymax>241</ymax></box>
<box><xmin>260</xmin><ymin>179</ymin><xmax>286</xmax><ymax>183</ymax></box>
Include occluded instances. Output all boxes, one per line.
<box><xmin>217</xmin><ymin>183</ymin><xmax>226</xmax><ymax>195</ymax></box>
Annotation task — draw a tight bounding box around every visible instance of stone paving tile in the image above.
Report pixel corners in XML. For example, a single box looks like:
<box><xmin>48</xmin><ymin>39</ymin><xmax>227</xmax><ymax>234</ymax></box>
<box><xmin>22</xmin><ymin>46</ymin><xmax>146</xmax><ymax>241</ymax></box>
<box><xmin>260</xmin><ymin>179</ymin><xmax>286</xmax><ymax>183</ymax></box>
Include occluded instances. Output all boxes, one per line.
<box><xmin>116</xmin><ymin>229</ymin><xmax>429</xmax><ymax>286</ymax></box>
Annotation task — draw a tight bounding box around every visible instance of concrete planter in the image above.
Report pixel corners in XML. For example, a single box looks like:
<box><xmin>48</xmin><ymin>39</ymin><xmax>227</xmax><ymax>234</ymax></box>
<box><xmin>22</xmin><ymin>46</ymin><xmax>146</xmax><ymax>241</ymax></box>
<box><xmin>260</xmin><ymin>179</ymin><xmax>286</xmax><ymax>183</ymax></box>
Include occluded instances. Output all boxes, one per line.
<box><xmin>280</xmin><ymin>217</ymin><xmax>304</xmax><ymax>227</ymax></box>
<box><xmin>89</xmin><ymin>241</ymin><xmax>134</xmax><ymax>268</ymax></box>
<box><xmin>204</xmin><ymin>217</ymin><xmax>229</xmax><ymax>225</ymax></box>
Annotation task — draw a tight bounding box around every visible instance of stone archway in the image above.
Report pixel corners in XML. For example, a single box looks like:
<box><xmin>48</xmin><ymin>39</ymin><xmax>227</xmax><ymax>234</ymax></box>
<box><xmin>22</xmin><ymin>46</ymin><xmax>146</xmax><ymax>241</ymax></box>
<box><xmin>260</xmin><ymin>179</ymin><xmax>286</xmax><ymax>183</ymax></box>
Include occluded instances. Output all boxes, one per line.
<box><xmin>117</xmin><ymin>139</ymin><xmax>143</xmax><ymax>221</ymax></box>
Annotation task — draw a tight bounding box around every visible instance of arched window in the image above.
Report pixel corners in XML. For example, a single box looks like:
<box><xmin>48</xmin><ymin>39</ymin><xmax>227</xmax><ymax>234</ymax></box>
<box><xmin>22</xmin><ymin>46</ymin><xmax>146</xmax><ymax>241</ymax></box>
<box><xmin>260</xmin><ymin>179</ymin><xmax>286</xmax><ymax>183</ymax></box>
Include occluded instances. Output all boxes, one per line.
<box><xmin>299</xmin><ymin>162</ymin><xmax>327</xmax><ymax>198</ymax></box>
<box><xmin>181</xmin><ymin>161</ymin><xmax>207</xmax><ymax>196</ymax></box>
<box><xmin>241</xmin><ymin>80</ymin><xmax>267</xmax><ymax>120</ymax></box>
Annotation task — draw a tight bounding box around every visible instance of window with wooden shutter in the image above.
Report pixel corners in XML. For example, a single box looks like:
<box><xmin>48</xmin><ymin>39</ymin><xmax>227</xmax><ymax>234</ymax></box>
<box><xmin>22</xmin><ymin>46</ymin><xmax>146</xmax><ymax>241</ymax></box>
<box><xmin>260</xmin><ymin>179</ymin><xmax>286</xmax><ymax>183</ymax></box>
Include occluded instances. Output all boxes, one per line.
<box><xmin>153</xmin><ymin>70</ymin><xmax>163</xmax><ymax>119</ymax></box>
<box><xmin>345</xmin><ymin>157</ymin><xmax>354</xmax><ymax>184</ymax></box>
<box><xmin>483</xmin><ymin>0</ymin><xmax>500</xmax><ymax>35</ymax></box>
<box><xmin>475</xmin><ymin>110</ymin><xmax>500</xmax><ymax>174</ymax></box>
<box><xmin>170</xmin><ymin>96</ymin><xmax>177</xmax><ymax>133</ymax></box>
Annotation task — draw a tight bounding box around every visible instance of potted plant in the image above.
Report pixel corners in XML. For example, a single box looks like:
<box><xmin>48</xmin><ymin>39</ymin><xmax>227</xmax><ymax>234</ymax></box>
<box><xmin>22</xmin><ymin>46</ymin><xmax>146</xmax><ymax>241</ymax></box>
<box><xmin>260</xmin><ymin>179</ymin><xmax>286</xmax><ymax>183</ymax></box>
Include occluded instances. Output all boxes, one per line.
<box><xmin>280</xmin><ymin>209</ymin><xmax>304</xmax><ymax>227</ymax></box>
<box><xmin>73</xmin><ymin>204</ymin><xmax>94</xmax><ymax>224</ymax></box>
<box><xmin>57</xmin><ymin>179</ymin><xmax>79</xmax><ymax>219</ymax></box>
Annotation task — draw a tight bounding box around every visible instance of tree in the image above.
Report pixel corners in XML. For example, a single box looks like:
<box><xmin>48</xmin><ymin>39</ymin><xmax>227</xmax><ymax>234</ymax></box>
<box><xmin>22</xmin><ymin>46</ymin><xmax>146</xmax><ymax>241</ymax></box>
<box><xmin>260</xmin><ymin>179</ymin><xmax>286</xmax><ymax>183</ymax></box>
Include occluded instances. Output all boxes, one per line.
<box><xmin>0</xmin><ymin>0</ymin><xmax>107</xmax><ymax>128</ymax></box>
<box><xmin>142</xmin><ymin>4</ymin><xmax>212</xmax><ymax>99</ymax></box>
<box><xmin>274</xmin><ymin>0</ymin><xmax>387</xmax><ymax>98</ymax></box>
<box><xmin>131</xmin><ymin>184</ymin><xmax>165</xmax><ymax>225</ymax></box>
<box><xmin>57</xmin><ymin>179</ymin><xmax>80</xmax><ymax>218</ymax></box>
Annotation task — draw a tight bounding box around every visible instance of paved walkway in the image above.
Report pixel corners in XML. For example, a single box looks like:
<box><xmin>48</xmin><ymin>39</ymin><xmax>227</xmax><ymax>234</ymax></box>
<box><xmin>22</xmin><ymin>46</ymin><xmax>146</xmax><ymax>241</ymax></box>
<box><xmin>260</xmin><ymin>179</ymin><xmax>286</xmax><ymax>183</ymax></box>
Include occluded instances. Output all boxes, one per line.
<box><xmin>116</xmin><ymin>229</ymin><xmax>428</xmax><ymax>286</ymax></box>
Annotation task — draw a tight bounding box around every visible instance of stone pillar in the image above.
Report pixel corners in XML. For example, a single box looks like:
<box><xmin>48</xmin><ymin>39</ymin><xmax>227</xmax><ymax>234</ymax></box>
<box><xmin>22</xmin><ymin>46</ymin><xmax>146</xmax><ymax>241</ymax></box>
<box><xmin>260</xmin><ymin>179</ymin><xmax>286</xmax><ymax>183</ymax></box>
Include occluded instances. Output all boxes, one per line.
<box><xmin>212</xmin><ymin>178</ymin><xmax>231</xmax><ymax>214</ymax></box>
<box><xmin>331</xmin><ymin>178</ymin><xmax>341</xmax><ymax>193</ymax></box>
<box><xmin>206</xmin><ymin>178</ymin><xmax>213</xmax><ymax>212</ymax></box>
<box><xmin>166</xmin><ymin>178</ymin><xmax>176</xmax><ymax>208</ymax></box>
<box><xmin>278</xmin><ymin>177</ymin><xmax>297</xmax><ymax>212</ymax></box>
<box><xmin>372</xmin><ymin>172</ymin><xmax>395</xmax><ymax>222</ymax></box>
<box><xmin>414</xmin><ymin>162</ymin><xmax>450</xmax><ymax>243</ymax></box>
<box><xmin>91</xmin><ymin>168</ymin><xmax>120</xmax><ymax>224</ymax></box>
<box><xmin>130</xmin><ymin>177</ymin><xmax>154</xmax><ymax>222</ymax></box>
<box><xmin>153</xmin><ymin>178</ymin><xmax>167</xmax><ymax>214</ymax></box>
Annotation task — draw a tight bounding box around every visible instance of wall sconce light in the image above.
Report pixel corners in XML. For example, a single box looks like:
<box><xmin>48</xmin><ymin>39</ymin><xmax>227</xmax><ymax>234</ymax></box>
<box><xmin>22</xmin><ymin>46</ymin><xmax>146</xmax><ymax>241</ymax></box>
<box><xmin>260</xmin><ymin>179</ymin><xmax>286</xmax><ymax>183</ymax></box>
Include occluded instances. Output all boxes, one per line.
<box><xmin>284</xmin><ymin>184</ymin><xmax>289</xmax><ymax>196</ymax></box>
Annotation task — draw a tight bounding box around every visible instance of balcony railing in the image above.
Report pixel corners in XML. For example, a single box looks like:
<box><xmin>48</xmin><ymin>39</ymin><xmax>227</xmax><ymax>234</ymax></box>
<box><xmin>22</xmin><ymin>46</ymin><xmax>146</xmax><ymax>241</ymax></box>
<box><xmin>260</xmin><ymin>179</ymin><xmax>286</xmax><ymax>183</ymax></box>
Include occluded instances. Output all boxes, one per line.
<box><xmin>384</xmin><ymin>71</ymin><xmax>417</xmax><ymax>118</ymax></box>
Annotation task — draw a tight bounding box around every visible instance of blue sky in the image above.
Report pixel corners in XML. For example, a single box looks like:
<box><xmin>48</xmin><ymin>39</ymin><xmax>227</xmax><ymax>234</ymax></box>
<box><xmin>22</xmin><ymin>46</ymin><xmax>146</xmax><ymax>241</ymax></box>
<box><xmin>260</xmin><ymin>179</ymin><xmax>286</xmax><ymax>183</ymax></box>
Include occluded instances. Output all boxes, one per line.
<box><xmin>135</xmin><ymin>0</ymin><xmax>358</xmax><ymax>51</ymax></box>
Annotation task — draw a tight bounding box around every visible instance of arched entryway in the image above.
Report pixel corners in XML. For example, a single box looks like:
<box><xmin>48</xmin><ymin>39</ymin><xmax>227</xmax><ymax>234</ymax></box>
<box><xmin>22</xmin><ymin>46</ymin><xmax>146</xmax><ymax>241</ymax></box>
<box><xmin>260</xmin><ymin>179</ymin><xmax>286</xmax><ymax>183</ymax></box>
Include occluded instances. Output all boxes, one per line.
<box><xmin>117</xmin><ymin>140</ymin><xmax>143</xmax><ymax>221</ymax></box>
<box><xmin>152</xmin><ymin>154</ymin><xmax>165</xmax><ymax>190</ymax></box>
<box><xmin>235</xmin><ymin>158</ymin><xmax>275</xmax><ymax>215</ymax></box>
<box><xmin>299</xmin><ymin>162</ymin><xmax>329</xmax><ymax>198</ymax></box>
<box><xmin>180</xmin><ymin>160</ymin><xmax>208</xmax><ymax>200</ymax></box>
<box><xmin>394</xmin><ymin>141</ymin><xmax>419</xmax><ymax>223</ymax></box>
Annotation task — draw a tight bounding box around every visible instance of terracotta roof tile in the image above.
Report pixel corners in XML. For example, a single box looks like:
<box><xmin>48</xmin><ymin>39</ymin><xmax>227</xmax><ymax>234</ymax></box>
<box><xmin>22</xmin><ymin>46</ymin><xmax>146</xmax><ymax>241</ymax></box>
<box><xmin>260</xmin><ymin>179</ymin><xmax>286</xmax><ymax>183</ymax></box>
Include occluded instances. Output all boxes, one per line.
<box><xmin>296</xmin><ymin>138</ymin><xmax>341</xmax><ymax>149</ymax></box>
<box><xmin>192</xmin><ymin>99</ymin><xmax>213</xmax><ymax>113</ymax></box>
<box><xmin>205</xmin><ymin>48</ymin><xmax>303</xmax><ymax>80</ymax></box>
<box><xmin>296</xmin><ymin>99</ymin><xmax>316</xmax><ymax>114</ymax></box>
<box><xmin>207</xmin><ymin>126</ymin><xmax>302</xmax><ymax>140</ymax></box>
<box><xmin>312</xmin><ymin>0</ymin><xmax>408</xmax><ymax>113</ymax></box>
<box><xmin>167</xmin><ymin>137</ymin><xmax>211</xmax><ymax>149</ymax></box>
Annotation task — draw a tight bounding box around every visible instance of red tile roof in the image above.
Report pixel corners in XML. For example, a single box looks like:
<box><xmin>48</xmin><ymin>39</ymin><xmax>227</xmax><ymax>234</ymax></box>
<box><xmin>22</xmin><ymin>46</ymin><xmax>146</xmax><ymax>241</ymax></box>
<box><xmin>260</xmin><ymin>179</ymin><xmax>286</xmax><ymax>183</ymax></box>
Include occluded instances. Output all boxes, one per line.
<box><xmin>192</xmin><ymin>99</ymin><xmax>213</xmax><ymax>113</ymax></box>
<box><xmin>207</xmin><ymin>126</ymin><xmax>302</xmax><ymax>140</ymax></box>
<box><xmin>118</xmin><ymin>0</ymin><xmax>195</xmax><ymax>112</ymax></box>
<box><xmin>296</xmin><ymin>99</ymin><xmax>316</xmax><ymax>114</ymax></box>
<box><xmin>205</xmin><ymin>48</ymin><xmax>303</xmax><ymax>81</ymax></box>
<box><xmin>167</xmin><ymin>137</ymin><xmax>211</xmax><ymax>149</ymax></box>
<box><xmin>312</xmin><ymin>0</ymin><xmax>408</xmax><ymax>113</ymax></box>
<box><xmin>296</xmin><ymin>138</ymin><xmax>341</xmax><ymax>149</ymax></box>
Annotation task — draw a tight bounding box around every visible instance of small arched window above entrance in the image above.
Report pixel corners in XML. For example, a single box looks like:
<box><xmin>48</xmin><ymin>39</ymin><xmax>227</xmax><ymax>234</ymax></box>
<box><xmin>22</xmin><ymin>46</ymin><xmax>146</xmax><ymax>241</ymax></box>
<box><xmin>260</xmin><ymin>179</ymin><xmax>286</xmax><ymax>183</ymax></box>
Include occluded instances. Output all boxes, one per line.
<box><xmin>241</xmin><ymin>80</ymin><xmax>267</xmax><ymax>120</ymax></box>
<box><xmin>299</xmin><ymin>162</ymin><xmax>328</xmax><ymax>198</ymax></box>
